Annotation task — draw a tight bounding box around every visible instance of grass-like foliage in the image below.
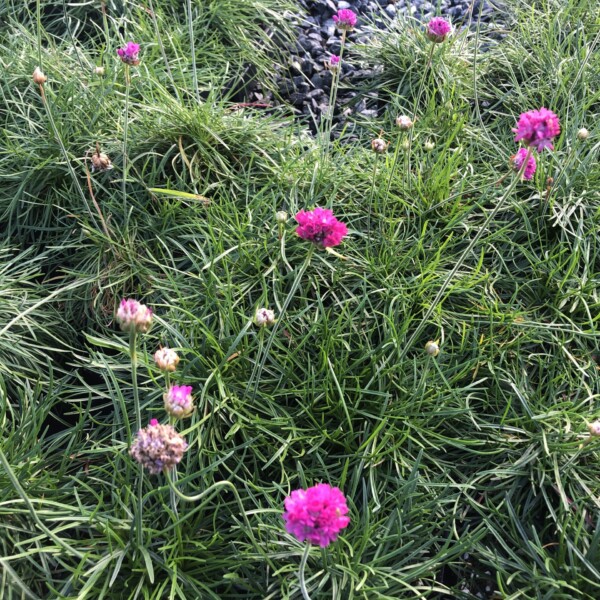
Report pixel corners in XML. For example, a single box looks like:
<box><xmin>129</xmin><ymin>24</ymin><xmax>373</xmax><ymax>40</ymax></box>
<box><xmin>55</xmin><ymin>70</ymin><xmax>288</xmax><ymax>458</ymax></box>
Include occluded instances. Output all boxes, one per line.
<box><xmin>1</xmin><ymin>0</ymin><xmax>599</xmax><ymax>598</ymax></box>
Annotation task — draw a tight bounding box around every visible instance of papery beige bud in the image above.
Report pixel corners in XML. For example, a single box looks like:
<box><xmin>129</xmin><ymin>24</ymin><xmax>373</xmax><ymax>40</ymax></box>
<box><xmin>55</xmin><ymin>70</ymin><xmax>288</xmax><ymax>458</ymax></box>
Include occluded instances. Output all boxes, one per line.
<box><xmin>424</xmin><ymin>140</ymin><xmax>435</xmax><ymax>152</ymax></box>
<box><xmin>255</xmin><ymin>308</ymin><xmax>276</xmax><ymax>328</ymax></box>
<box><xmin>587</xmin><ymin>421</ymin><xmax>600</xmax><ymax>437</ymax></box>
<box><xmin>577</xmin><ymin>128</ymin><xmax>589</xmax><ymax>141</ymax></box>
<box><xmin>395</xmin><ymin>115</ymin><xmax>413</xmax><ymax>131</ymax></box>
<box><xmin>33</xmin><ymin>67</ymin><xmax>47</xmax><ymax>85</ymax></box>
<box><xmin>371</xmin><ymin>138</ymin><xmax>388</xmax><ymax>154</ymax></box>
<box><xmin>276</xmin><ymin>211</ymin><xmax>288</xmax><ymax>224</ymax></box>
<box><xmin>90</xmin><ymin>150</ymin><xmax>113</xmax><ymax>172</ymax></box>
<box><xmin>154</xmin><ymin>348</ymin><xmax>180</xmax><ymax>372</ymax></box>
<box><xmin>425</xmin><ymin>341</ymin><xmax>440</xmax><ymax>357</ymax></box>
<box><xmin>94</xmin><ymin>66</ymin><xmax>106</xmax><ymax>76</ymax></box>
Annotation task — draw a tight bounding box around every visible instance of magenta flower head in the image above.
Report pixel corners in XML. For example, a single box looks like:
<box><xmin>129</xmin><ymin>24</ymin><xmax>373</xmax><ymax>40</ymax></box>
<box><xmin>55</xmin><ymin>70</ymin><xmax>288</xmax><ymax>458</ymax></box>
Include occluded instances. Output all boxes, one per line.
<box><xmin>426</xmin><ymin>17</ymin><xmax>452</xmax><ymax>43</ymax></box>
<box><xmin>513</xmin><ymin>107</ymin><xmax>560</xmax><ymax>152</ymax></box>
<box><xmin>327</xmin><ymin>54</ymin><xmax>341</xmax><ymax>72</ymax></box>
<box><xmin>130</xmin><ymin>419</ymin><xmax>187</xmax><ymax>474</ymax></box>
<box><xmin>510</xmin><ymin>148</ymin><xmax>537</xmax><ymax>180</ymax></box>
<box><xmin>333</xmin><ymin>9</ymin><xmax>357</xmax><ymax>31</ymax></box>
<box><xmin>117</xmin><ymin>41</ymin><xmax>140</xmax><ymax>66</ymax></box>
<box><xmin>116</xmin><ymin>299</ymin><xmax>153</xmax><ymax>333</ymax></box>
<box><xmin>283</xmin><ymin>483</ymin><xmax>350</xmax><ymax>547</ymax></box>
<box><xmin>164</xmin><ymin>384</ymin><xmax>194</xmax><ymax>419</ymax></box>
<box><xmin>295</xmin><ymin>207</ymin><xmax>348</xmax><ymax>248</ymax></box>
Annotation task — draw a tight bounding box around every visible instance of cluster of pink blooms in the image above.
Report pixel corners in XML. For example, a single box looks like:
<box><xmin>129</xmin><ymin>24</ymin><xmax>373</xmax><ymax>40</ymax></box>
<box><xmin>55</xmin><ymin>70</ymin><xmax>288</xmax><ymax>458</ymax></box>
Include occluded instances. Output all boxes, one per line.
<box><xmin>511</xmin><ymin>148</ymin><xmax>537</xmax><ymax>180</ymax></box>
<box><xmin>116</xmin><ymin>299</ymin><xmax>153</xmax><ymax>333</ymax></box>
<box><xmin>117</xmin><ymin>42</ymin><xmax>141</xmax><ymax>66</ymax></box>
<box><xmin>513</xmin><ymin>107</ymin><xmax>561</xmax><ymax>153</ymax></box>
<box><xmin>426</xmin><ymin>17</ymin><xmax>452</xmax><ymax>43</ymax></box>
<box><xmin>164</xmin><ymin>385</ymin><xmax>195</xmax><ymax>419</ymax></box>
<box><xmin>283</xmin><ymin>483</ymin><xmax>350</xmax><ymax>547</ymax></box>
<box><xmin>295</xmin><ymin>207</ymin><xmax>348</xmax><ymax>248</ymax></box>
<box><xmin>129</xmin><ymin>419</ymin><xmax>188</xmax><ymax>474</ymax></box>
<box><xmin>333</xmin><ymin>9</ymin><xmax>357</xmax><ymax>31</ymax></box>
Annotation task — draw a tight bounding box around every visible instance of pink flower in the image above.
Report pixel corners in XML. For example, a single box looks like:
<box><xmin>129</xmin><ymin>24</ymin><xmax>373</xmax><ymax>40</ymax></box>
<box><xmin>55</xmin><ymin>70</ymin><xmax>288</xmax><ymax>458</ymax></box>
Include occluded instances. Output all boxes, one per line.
<box><xmin>130</xmin><ymin>420</ymin><xmax>187</xmax><ymax>474</ymax></box>
<box><xmin>154</xmin><ymin>347</ymin><xmax>180</xmax><ymax>372</ymax></box>
<box><xmin>511</xmin><ymin>148</ymin><xmax>537</xmax><ymax>180</ymax></box>
<box><xmin>333</xmin><ymin>9</ymin><xmax>357</xmax><ymax>31</ymax></box>
<box><xmin>164</xmin><ymin>385</ymin><xmax>194</xmax><ymax>419</ymax></box>
<box><xmin>116</xmin><ymin>299</ymin><xmax>153</xmax><ymax>333</ymax></box>
<box><xmin>426</xmin><ymin>17</ymin><xmax>452</xmax><ymax>43</ymax></box>
<box><xmin>117</xmin><ymin>42</ymin><xmax>140</xmax><ymax>66</ymax></box>
<box><xmin>283</xmin><ymin>483</ymin><xmax>350</xmax><ymax>547</ymax></box>
<box><xmin>295</xmin><ymin>207</ymin><xmax>348</xmax><ymax>248</ymax></box>
<box><xmin>330</xmin><ymin>55</ymin><xmax>340</xmax><ymax>66</ymax></box>
<box><xmin>513</xmin><ymin>108</ymin><xmax>560</xmax><ymax>152</ymax></box>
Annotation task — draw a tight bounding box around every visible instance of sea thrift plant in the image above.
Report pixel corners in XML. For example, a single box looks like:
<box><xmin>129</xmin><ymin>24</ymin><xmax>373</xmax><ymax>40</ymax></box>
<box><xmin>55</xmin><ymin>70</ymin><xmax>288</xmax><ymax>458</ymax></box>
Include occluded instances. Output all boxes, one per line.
<box><xmin>164</xmin><ymin>385</ymin><xmax>194</xmax><ymax>419</ymax></box>
<box><xmin>117</xmin><ymin>42</ymin><xmax>141</xmax><ymax>66</ymax></box>
<box><xmin>426</xmin><ymin>17</ymin><xmax>452</xmax><ymax>43</ymax></box>
<box><xmin>130</xmin><ymin>419</ymin><xmax>188</xmax><ymax>474</ymax></box>
<box><xmin>283</xmin><ymin>483</ymin><xmax>350</xmax><ymax>547</ymax></box>
<box><xmin>513</xmin><ymin>108</ymin><xmax>560</xmax><ymax>152</ymax></box>
<box><xmin>116</xmin><ymin>299</ymin><xmax>153</xmax><ymax>333</ymax></box>
<box><xmin>425</xmin><ymin>341</ymin><xmax>440</xmax><ymax>357</ymax></box>
<box><xmin>295</xmin><ymin>207</ymin><xmax>348</xmax><ymax>248</ymax></box>
<box><xmin>154</xmin><ymin>348</ymin><xmax>180</xmax><ymax>372</ymax></box>
<box><xmin>396</xmin><ymin>115</ymin><xmax>413</xmax><ymax>130</ymax></box>
<box><xmin>327</xmin><ymin>54</ymin><xmax>341</xmax><ymax>72</ymax></box>
<box><xmin>588</xmin><ymin>421</ymin><xmax>600</xmax><ymax>437</ymax></box>
<box><xmin>511</xmin><ymin>148</ymin><xmax>537</xmax><ymax>180</ymax></box>
<box><xmin>32</xmin><ymin>66</ymin><xmax>47</xmax><ymax>85</ymax></box>
<box><xmin>333</xmin><ymin>9</ymin><xmax>357</xmax><ymax>31</ymax></box>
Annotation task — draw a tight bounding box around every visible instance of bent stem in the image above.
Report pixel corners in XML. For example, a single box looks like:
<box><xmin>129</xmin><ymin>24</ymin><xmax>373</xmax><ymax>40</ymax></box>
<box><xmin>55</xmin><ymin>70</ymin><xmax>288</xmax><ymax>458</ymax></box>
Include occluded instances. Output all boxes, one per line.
<box><xmin>299</xmin><ymin>544</ymin><xmax>312</xmax><ymax>600</ymax></box>
<box><xmin>398</xmin><ymin>147</ymin><xmax>534</xmax><ymax>363</ymax></box>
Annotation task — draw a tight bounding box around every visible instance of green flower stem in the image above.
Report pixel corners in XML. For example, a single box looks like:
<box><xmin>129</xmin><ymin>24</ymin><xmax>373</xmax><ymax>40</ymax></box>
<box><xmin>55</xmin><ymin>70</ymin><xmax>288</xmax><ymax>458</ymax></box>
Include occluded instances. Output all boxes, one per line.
<box><xmin>186</xmin><ymin>0</ymin><xmax>200</xmax><ymax>103</ymax></box>
<box><xmin>129</xmin><ymin>328</ymin><xmax>141</xmax><ymax>432</ymax></box>
<box><xmin>398</xmin><ymin>147</ymin><xmax>534</xmax><ymax>363</ymax></box>
<box><xmin>299</xmin><ymin>544</ymin><xmax>312</xmax><ymax>600</ymax></box>
<box><xmin>0</xmin><ymin>447</ymin><xmax>88</xmax><ymax>562</ymax></box>
<box><xmin>122</xmin><ymin>65</ymin><xmax>131</xmax><ymax>218</ymax></box>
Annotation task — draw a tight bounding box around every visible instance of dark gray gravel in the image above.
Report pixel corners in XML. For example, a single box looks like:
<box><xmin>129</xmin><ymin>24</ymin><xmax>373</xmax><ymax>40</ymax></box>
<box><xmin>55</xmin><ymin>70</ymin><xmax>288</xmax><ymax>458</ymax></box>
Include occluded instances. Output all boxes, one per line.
<box><xmin>246</xmin><ymin>1</ymin><xmax>508</xmax><ymax>132</ymax></box>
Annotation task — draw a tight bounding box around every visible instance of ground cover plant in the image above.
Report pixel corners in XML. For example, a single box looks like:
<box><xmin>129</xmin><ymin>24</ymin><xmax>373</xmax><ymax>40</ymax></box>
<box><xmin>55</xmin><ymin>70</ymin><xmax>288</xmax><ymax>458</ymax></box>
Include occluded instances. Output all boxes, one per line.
<box><xmin>1</xmin><ymin>0</ymin><xmax>599</xmax><ymax>598</ymax></box>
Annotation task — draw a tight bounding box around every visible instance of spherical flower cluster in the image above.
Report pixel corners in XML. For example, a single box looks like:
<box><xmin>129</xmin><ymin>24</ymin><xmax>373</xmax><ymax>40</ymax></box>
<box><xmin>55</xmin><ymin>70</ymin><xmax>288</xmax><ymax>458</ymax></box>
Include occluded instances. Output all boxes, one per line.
<box><xmin>396</xmin><ymin>115</ymin><xmax>413</xmax><ymax>131</ymax></box>
<box><xmin>90</xmin><ymin>150</ymin><xmax>113</xmax><ymax>173</ymax></box>
<box><xmin>295</xmin><ymin>207</ymin><xmax>348</xmax><ymax>248</ymax></box>
<box><xmin>510</xmin><ymin>148</ymin><xmax>537</xmax><ymax>180</ymax></box>
<box><xmin>117</xmin><ymin>42</ymin><xmax>141</xmax><ymax>66</ymax></box>
<box><xmin>513</xmin><ymin>107</ymin><xmax>560</xmax><ymax>152</ymax></box>
<box><xmin>164</xmin><ymin>385</ymin><xmax>194</xmax><ymax>419</ymax></box>
<box><xmin>275</xmin><ymin>210</ymin><xmax>288</xmax><ymax>224</ymax></box>
<box><xmin>333</xmin><ymin>9</ymin><xmax>357</xmax><ymax>31</ymax></box>
<box><xmin>130</xmin><ymin>419</ymin><xmax>188</xmax><ymax>474</ymax></box>
<box><xmin>577</xmin><ymin>127</ymin><xmax>589</xmax><ymax>141</ymax></box>
<box><xmin>426</xmin><ymin>17</ymin><xmax>452</xmax><ymax>43</ymax></box>
<box><xmin>255</xmin><ymin>307</ymin><xmax>276</xmax><ymax>328</ymax></box>
<box><xmin>283</xmin><ymin>483</ymin><xmax>350</xmax><ymax>547</ymax></box>
<box><xmin>116</xmin><ymin>299</ymin><xmax>153</xmax><ymax>333</ymax></box>
<box><xmin>154</xmin><ymin>347</ymin><xmax>180</xmax><ymax>372</ymax></box>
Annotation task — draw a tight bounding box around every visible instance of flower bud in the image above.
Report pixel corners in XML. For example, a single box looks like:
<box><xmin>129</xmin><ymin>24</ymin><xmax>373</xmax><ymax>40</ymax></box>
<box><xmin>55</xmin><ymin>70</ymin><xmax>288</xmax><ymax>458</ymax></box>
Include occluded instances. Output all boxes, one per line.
<box><xmin>94</xmin><ymin>66</ymin><xmax>105</xmax><ymax>76</ymax></box>
<box><xmin>116</xmin><ymin>298</ymin><xmax>153</xmax><ymax>333</ymax></box>
<box><xmin>154</xmin><ymin>348</ymin><xmax>180</xmax><ymax>372</ymax></box>
<box><xmin>395</xmin><ymin>115</ymin><xmax>413</xmax><ymax>131</ymax></box>
<box><xmin>276</xmin><ymin>211</ymin><xmax>288</xmax><ymax>224</ymax></box>
<box><xmin>371</xmin><ymin>138</ymin><xmax>388</xmax><ymax>154</ymax></box>
<box><xmin>424</xmin><ymin>140</ymin><xmax>435</xmax><ymax>152</ymax></box>
<box><xmin>401</xmin><ymin>139</ymin><xmax>411</xmax><ymax>150</ymax></box>
<box><xmin>33</xmin><ymin>67</ymin><xmax>47</xmax><ymax>85</ymax></box>
<box><xmin>255</xmin><ymin>307</ymin><xmax>276</xmax><ymax>328</ymax></box>
<box><xmin>90</xmin><ymin>149</ymin><xmax>113</xmax><ymax>172</ymax></box>
<box><xmin>577</xmin><ymin>128</ymin><xmax>589</xmax><ymax>141</ymax></box>
<box><xmin>425</xmin><ymin>341</ymin><xmax>440</xmax><ymax>356</ymax></box>
<box><xmin>164</xmin><ymin>385</ymin><xmax>194</xmax><ymax>419</ymax></box>
<box><xmin>327</xmin><ymin>55</ymin><xmax>341</xmax><ymax>72</ymax></box>
<box><xmin>587</xmin><ymin>421</ymin><xmax>600</xmax><ymax>437</ymax></box>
